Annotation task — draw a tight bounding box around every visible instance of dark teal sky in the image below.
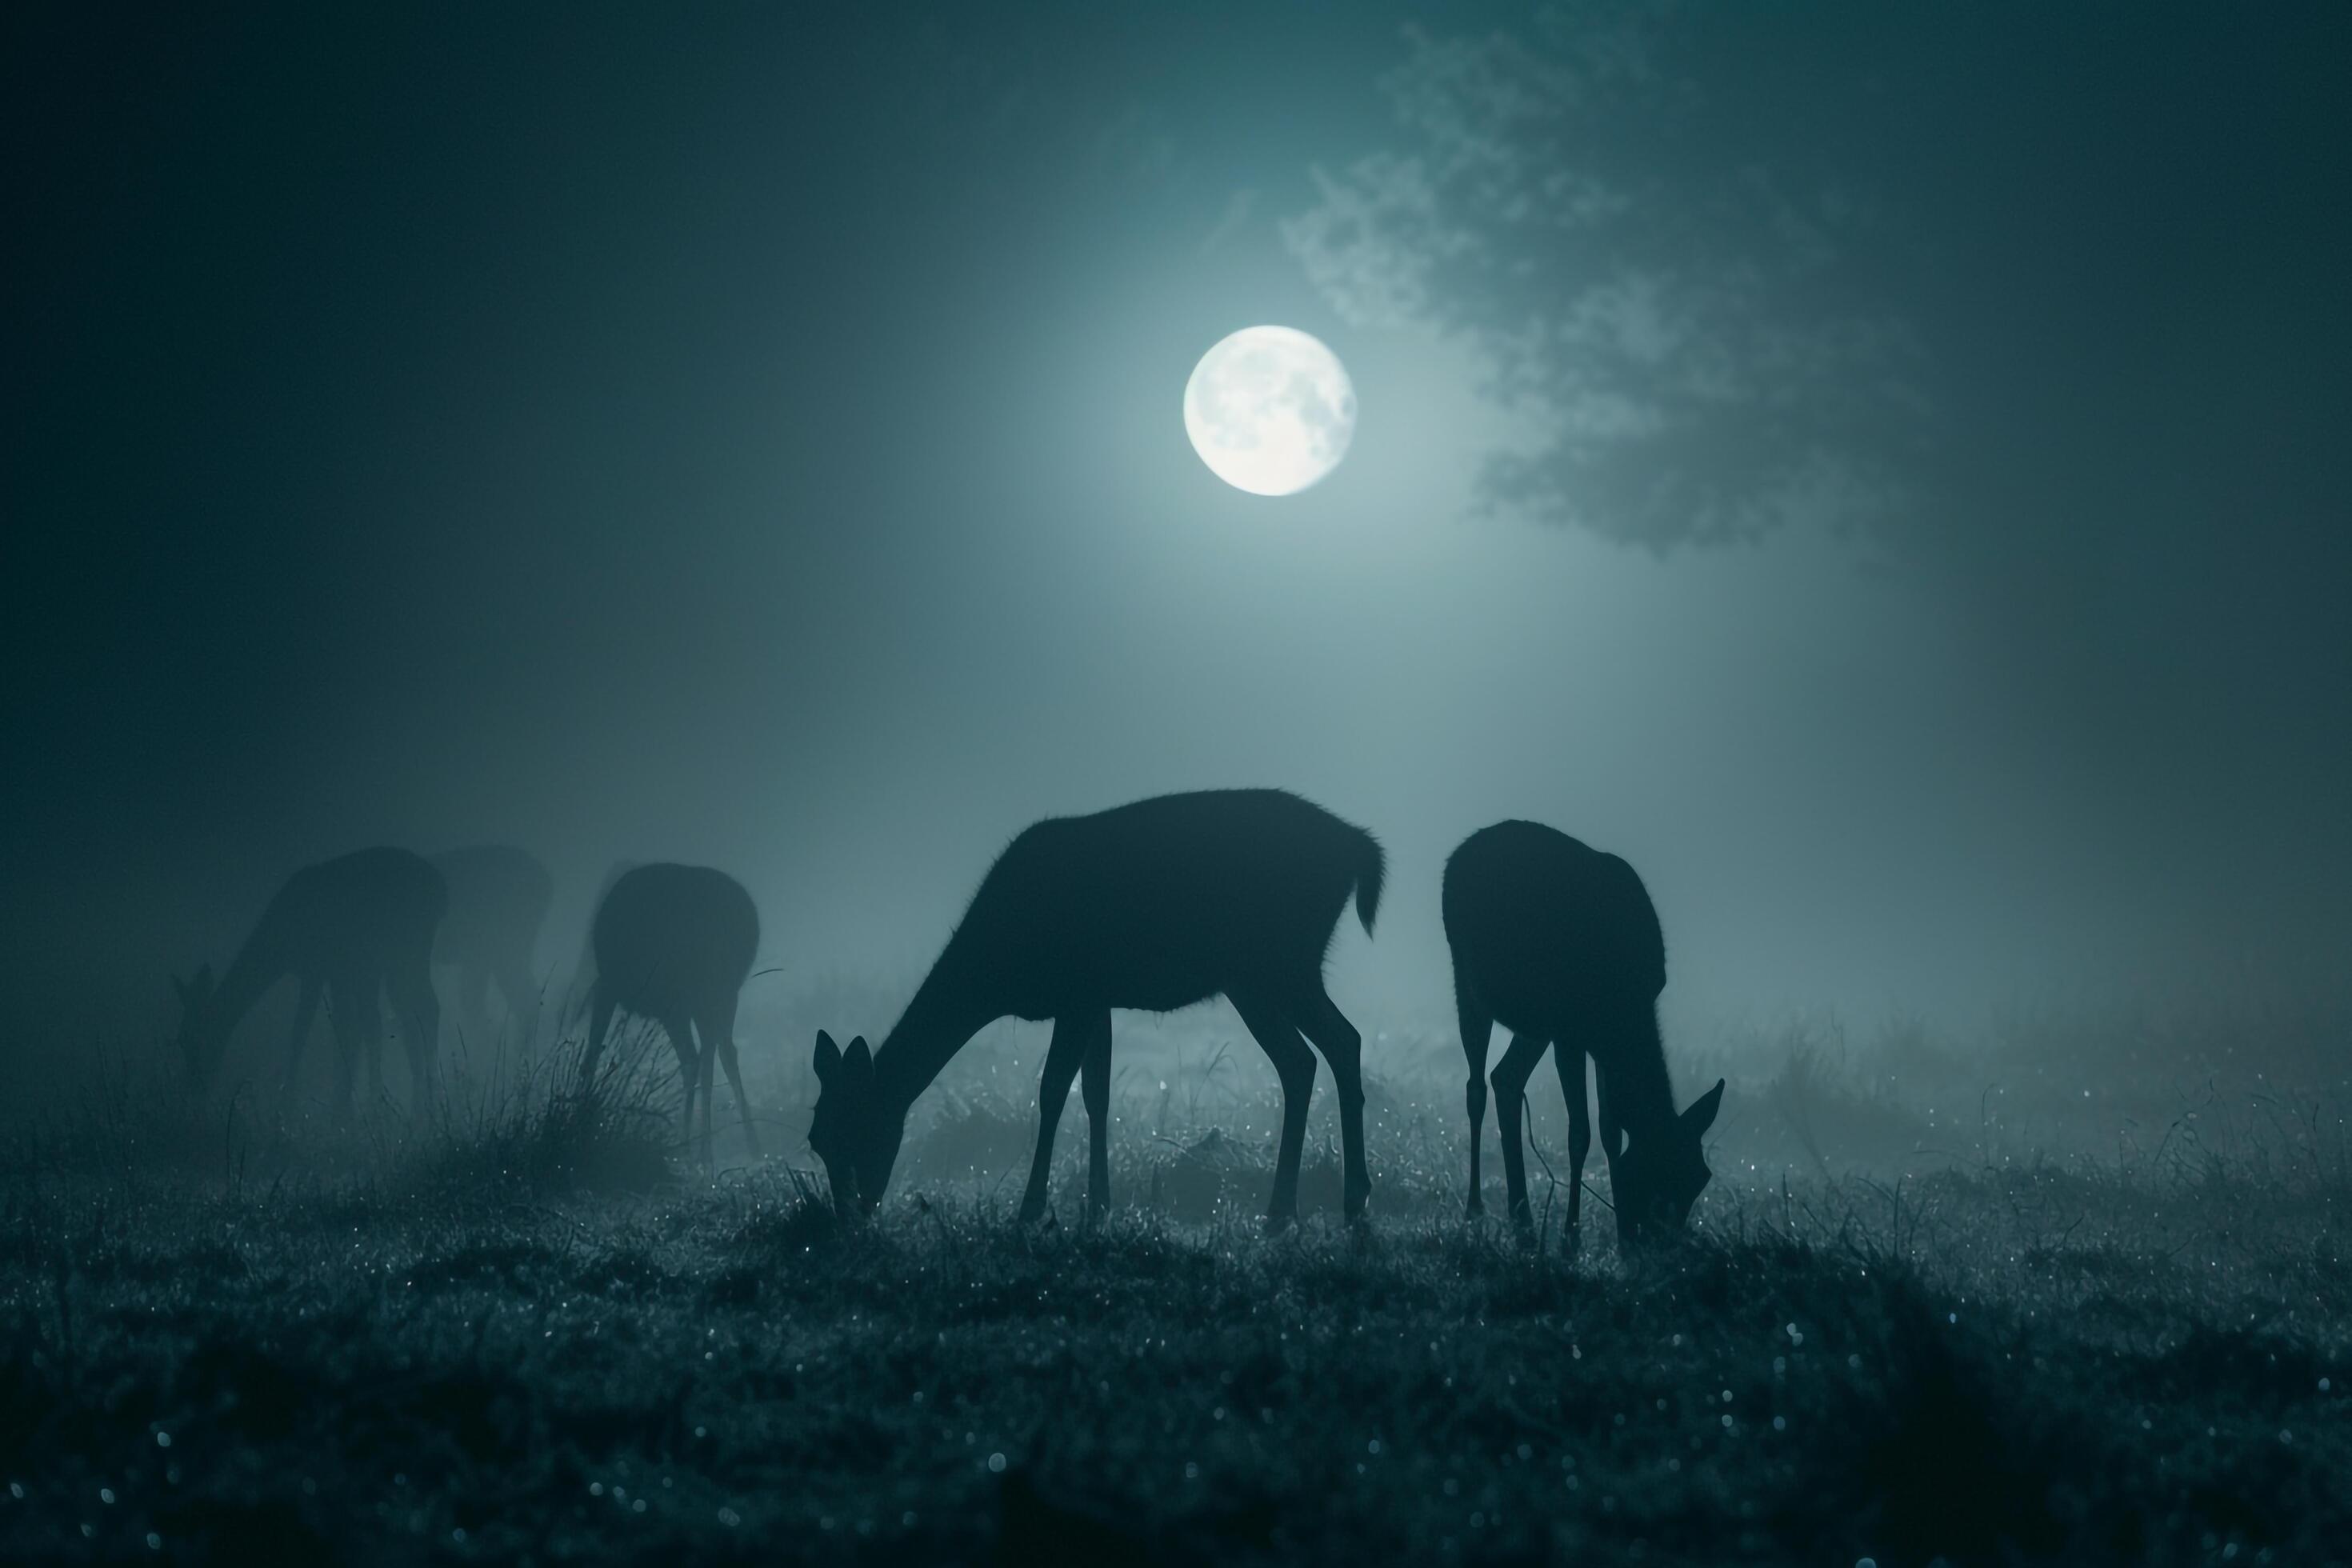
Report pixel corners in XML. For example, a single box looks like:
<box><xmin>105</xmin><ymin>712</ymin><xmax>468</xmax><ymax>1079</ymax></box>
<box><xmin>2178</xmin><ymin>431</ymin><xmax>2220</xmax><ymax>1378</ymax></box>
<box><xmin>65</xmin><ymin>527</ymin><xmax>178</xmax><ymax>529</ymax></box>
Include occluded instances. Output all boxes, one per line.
<box><xmin>6</xmin><ymin>3</ymin><xmax>2347</xmax><ymax>1050</ymax></box>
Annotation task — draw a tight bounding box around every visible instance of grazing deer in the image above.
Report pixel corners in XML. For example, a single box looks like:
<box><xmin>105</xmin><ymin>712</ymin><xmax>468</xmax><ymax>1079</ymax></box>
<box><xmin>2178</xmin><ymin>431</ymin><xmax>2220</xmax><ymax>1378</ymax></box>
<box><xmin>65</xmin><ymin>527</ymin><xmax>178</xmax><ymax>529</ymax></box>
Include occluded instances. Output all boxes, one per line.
<box><xmin>808</xmin><ymin>789</ymin><xmax>1384</xmax><ymax>1228</ymax></box>
<box><xmin>577</xmin><ymin>862</ymin><xmax>762</xmax><ymax>1164</ymax></box>
<box><xmin>1443</xmin><ymin>820</ymin><xmax>1722</xmax><ymax>1249</ymax></box>
<box><xmin>172</xmin><ymin>846</ymin><xmax>448</xmax><ymax>1118</ymax></box>
<box><xmin>430</xmin><ymin>845</ymin><xmax>553</xmax><ymax>1056</ymax></box>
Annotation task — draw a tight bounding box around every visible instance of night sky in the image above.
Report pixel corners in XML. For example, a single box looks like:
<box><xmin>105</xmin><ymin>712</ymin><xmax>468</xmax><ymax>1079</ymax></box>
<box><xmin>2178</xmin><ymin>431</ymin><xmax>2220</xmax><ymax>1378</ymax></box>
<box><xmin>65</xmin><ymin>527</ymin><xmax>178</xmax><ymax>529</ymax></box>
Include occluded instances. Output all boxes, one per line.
<box><xmin>6</xmin><ymin>2</ymin><xmax>2348</xmax><ymax>1056</ymax></box>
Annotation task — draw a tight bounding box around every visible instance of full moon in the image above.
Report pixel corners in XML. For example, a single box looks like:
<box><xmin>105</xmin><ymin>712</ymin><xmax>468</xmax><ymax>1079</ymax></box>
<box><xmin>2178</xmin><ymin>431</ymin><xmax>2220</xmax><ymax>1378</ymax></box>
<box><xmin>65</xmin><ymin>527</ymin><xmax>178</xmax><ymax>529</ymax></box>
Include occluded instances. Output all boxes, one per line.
<box><xmin>1183</xmin><ymin>326</ymin><xmax>1356</xmax><ymax>496</ymax></box>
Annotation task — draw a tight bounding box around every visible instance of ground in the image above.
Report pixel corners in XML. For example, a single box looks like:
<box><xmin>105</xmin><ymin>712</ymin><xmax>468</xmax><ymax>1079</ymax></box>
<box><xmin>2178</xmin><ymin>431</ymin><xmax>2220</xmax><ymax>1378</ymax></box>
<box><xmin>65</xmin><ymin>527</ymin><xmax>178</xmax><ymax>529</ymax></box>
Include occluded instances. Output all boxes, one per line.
<box><xmin>1</xmin><ymin>1005</ymin><xmax>2344</xmax><ymax>1564</ymax></box>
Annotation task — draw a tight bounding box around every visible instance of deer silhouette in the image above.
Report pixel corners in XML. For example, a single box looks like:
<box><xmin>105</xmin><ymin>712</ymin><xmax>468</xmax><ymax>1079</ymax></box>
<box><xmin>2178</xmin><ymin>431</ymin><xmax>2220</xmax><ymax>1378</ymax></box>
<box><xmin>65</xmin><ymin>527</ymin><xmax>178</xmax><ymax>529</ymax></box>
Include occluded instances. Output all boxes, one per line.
<box><xmin>577</xmin><ymin>862</ymin><xmax>761</xmax><ymax>1164</ymax></box>
<box><xmin>808</xmin><ymin>789</ymin><xmax>1384</xmax><ymax>1228</ymax></box>
<box><xmin>172</xmin><ymin>846</ymin><xmax>447</xmax><ymax>1118</ymax></box>
<box><xmin>430</xmin><ymin>846</ymin><xmax>552</xmax><ymax>1058</ymax></box>
<box><xmin>1443</xmin><ymin>820</ymin><xmax>1722</xmax><ymax>1249</ymax></box>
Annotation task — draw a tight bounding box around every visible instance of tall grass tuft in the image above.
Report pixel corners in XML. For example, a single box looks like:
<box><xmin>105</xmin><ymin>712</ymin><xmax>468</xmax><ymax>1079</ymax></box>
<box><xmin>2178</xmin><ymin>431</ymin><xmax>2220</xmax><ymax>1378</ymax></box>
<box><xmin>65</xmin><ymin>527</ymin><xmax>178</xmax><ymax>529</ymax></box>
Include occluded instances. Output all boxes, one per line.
<box><xmin>415</xmin><ymin>1023</ymin><xmax>682</xmax><ymax>1197</ymax></box>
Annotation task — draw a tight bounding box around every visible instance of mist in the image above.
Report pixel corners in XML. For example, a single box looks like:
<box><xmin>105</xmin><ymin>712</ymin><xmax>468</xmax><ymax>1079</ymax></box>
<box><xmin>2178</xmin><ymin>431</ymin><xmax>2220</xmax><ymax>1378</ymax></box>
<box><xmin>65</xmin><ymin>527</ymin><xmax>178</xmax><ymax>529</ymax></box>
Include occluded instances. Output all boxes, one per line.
<box><xmin>9</xmin><ymin>5</ymin><xmax>2347</xmax><ymax>1067</ymax></box>
<box><xmin>6</xmin><ymin>6</ymin><xmax>2350</xmax><ymax>1560</ymax></box>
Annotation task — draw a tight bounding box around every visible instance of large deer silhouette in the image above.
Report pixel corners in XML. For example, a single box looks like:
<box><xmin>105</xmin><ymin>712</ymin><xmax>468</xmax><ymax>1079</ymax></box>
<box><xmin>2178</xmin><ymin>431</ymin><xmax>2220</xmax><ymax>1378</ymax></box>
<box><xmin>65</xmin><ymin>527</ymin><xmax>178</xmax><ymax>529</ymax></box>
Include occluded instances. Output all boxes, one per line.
<box><xmin>172</xmin><ymin>846</ymin><xmax>447</xmax><ymax>1118</ymax></box>
<box><xmin>808</xmin><ymin>789</ymin><xmax>1384</xmax><ymax>1227</ymax></box>
<box><xmin>430</xmin><ymin>845</ymin><xmax>552</xmax><ymax>1056</ymax></box>
<box><xmin>577</xmin><ymin>862</ymin><xmax>761</xmax><ymax>1164</ymax></box>
<box><xmin>1444</xmin><ymin>821</ymin><xmax>1722</xmax><ymax>1250</ymax></box>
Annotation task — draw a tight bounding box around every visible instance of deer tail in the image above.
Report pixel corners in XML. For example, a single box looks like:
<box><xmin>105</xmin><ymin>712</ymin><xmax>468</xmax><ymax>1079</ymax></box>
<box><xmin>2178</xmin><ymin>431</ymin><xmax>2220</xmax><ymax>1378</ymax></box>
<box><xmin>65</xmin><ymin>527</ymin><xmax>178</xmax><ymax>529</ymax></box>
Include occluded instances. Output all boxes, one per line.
<box><xmin>1351</xmin><ymin>826</ymin><xmax>1386</xmax><ymax>936</ymax></box>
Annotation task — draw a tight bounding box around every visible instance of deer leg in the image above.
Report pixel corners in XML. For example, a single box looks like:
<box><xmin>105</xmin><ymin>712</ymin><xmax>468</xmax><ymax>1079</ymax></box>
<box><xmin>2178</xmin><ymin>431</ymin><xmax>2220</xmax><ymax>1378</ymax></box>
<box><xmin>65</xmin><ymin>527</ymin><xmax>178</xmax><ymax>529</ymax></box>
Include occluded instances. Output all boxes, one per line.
<box><xmin>1077</xmin><ymin>1010</ymin><xmax>1113</xmax><ymax>1222</ymax></box>
<box><xmin>658</xmin><ymin>1015</ymin><xmax>703</xmax><ymax>1162</ymax></box>
<box><xmin>1491</xmin><ymin>1030</ymin><xmax>1550</xmax><ymax>1239</ymax></box>
<box><xmin>1293</xmin><ymin>985</ymin><xmax>1371</xmax><ymax>1222</ymax></box>
<box><xmin>1556</xmin><ymin>1042</ymin><xmax>1592</xmax><ymax>1250</ymax></box>
<box><xmin>349</xmin><ymin>971</ymin><xmax>388</xmax><ymax>1110</ymax></box>
<box><xmin>1232</xmin><ymin>994</ymin><xmax>1316</xmax><ymax>1230</ymax></box>
<box><xmin>701</xmin><ymin>991</ymin><xmax>760</xmax><ymax>1161</ymax></box>
<box><xmin>578</xmin><ymin>985</ymin><xmax>617</xmax><ymax>1090</ymax></box>
<box><xmin>1456</xmin><ymin>986</ymin><xmax>1494</xmax><ymax>1216</ymax></box>
<box><xmin>1018</xmin><ymin>1014</ymin><xmax>1092</xmax><ymax>1225</ymax></box>
<box><xmin>1594</xmin><ymin>1061</ymin><xmax>1630</xmax><ymax>1245</ymax></box>
<box><xmin>389</xmin><ymin>960</ymin><xmax>440</xmax><ymax>1116</ymax></box>
<box><xmin>278</xmin><ymin>978</ymin><xmax>322</xmax><ymax>1116</ymax></box>
<box><xmin>700</xmin><ymin>1036</ymin><xmax>721</xmax><ymax>1166</ymax></box>
<box><xmin>326</xmin><ymin>975</ymin><xmax>365</xmax><ymax>1122</ymax></box>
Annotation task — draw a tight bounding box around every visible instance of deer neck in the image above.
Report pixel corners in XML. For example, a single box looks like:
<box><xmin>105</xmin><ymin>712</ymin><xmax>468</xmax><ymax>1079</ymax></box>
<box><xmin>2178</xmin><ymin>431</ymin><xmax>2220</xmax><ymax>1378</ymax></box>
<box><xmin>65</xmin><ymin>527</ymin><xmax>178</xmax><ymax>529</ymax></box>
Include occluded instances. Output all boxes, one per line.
<box><xmin>873</xmin><ymin>936</ymin><xmax>1001</xmax><ymax>1120</ymax></box>
<box><xmin>1605</xmin><ymin>1002</ymin><xmax>1682</xmax><ymax>1143</ymax></box>
<box><xmin>209</xmin><ymin>918</ymin><xmax>289</xmax><ymax>1035</ymax></box>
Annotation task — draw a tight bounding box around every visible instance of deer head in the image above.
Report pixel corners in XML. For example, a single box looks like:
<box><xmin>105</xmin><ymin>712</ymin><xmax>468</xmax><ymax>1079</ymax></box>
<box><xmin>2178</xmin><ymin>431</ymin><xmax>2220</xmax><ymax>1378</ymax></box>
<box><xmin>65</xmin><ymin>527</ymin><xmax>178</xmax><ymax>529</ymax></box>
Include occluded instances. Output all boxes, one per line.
<box><xmin>1612</xmin><ymin>1077</ymin><xmax>1724</xmax><ymax>1247</ymax></box>
<box><xmin>809</xmin><ymin>1030</ymin><xmax>900</xmax><ymax>1218</ymax></box>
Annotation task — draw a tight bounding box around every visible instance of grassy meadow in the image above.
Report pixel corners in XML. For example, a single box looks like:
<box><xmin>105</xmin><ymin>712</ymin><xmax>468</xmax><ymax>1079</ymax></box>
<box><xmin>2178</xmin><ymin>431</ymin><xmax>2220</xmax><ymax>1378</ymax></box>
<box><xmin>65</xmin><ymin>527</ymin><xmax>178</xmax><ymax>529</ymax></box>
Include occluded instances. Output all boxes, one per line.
<box><xmin>0</xmin><ymin>998</ymin><xmax>2345</xmax><ymax>1565</ymax></box>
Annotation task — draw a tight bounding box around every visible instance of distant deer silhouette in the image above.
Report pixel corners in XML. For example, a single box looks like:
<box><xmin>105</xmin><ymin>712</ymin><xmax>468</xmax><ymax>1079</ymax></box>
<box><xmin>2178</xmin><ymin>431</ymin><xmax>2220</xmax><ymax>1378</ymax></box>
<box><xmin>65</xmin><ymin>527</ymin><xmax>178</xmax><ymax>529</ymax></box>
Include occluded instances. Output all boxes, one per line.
<box><xmin>172</xmin><ymin>846</ymin><xmax>447</xmax><ymax>1118</ymax></box>
<box><xmin>577</xmin><ymin>862</ymin><xmax>761</xmax><ymax>1164</ymax></box>
<box><xmin>430</xmin><ymin>846</ymin><xmax>552</xmax><ymax>1055</ymax></box>
<box><xmin>1443</xmin><ymin>821</ymin><xmax>1722</xmax><ymax>1249</ymax></box>
<box><xmin>808</xmin><ymin>789</ymin><xmax>1384</xmax><ymax>1228</ymax></box>
<box><xmin>556</xmin><ymin>859</ymin><xmax>642</xmax><ymax>1030</ymax></box>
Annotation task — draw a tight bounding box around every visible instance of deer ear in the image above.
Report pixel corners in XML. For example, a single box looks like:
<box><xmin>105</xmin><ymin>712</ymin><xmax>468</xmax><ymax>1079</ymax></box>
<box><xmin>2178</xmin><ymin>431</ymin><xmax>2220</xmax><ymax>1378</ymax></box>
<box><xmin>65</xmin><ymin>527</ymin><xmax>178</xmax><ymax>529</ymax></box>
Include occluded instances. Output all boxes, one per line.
<box><xmin>1683</xmin><ymin>1078</ymin><xmax>1725</xmax><ymax>1136</ymax></box>
<box><xmin>844</xmin><ymin>1036</ymin><xmax>873</xmax><ymax>1081</ymax></box>
<box><xmin>814</xmin><ymin>1030</ymin><xmax>841</xmax><ymax>1082</ymax></box>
